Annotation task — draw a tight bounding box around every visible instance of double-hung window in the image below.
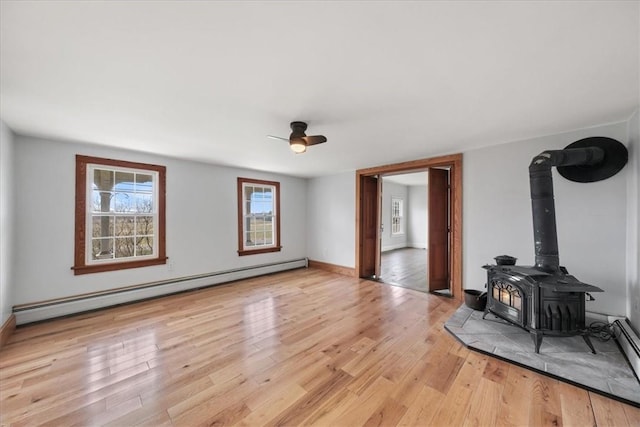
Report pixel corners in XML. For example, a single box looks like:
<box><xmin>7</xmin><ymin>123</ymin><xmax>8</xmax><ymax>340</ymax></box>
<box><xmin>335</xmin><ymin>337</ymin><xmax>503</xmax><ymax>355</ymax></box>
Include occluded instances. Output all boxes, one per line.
<box><xmin>237</xmin><ymin>177</ymin><xmax>281</xmax><ymax>256</ymax></box>
<box><xmin>73</xmin><ymin>155</ymin><xmax>166</xmax><ymax>274</ymax></box>
<box><xmin>391</xmin><ymin>197</ymin><xmax>403</xmax><ymax>235</ymax></box>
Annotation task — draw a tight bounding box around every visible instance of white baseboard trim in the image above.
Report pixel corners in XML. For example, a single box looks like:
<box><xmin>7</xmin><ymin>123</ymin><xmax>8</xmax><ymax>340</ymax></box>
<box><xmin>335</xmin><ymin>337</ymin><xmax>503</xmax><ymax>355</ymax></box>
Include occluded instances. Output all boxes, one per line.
<box><xmin>407</xmin><ymin>243</ymin><xmax>427</xmax><ymax>249</ymax></box>
<box><xmin>14</xmin><ymin>258</ymin><xmax>307</xmax><ymax>325</ymax></box>
<box><xmin>586</xmin><ymin>311</ymin><xmax>611</xmax><ymax>323</ymax></box>
<box><xmin>381</xmin><ymin>243</ymin><xmax>407</xmax><ymax>253</ymax></box>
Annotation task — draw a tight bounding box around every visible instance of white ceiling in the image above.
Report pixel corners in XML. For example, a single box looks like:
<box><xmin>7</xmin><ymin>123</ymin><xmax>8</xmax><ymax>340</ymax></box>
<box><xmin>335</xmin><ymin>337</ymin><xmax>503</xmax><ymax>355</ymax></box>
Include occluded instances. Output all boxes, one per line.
<box><xmin>1</xmin><ymin>1</ymin><xmax>638</xmax><ymax>178</ymax></box>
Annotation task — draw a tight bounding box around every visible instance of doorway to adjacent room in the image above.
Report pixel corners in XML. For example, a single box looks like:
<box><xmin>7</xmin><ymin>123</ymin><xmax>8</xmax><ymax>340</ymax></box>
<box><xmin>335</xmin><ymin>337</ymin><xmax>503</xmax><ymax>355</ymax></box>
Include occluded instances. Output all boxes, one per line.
<box><xmin>355</xmin><ymin>154</ymin><xmax>463</xmax><ymax>301</ymax></box>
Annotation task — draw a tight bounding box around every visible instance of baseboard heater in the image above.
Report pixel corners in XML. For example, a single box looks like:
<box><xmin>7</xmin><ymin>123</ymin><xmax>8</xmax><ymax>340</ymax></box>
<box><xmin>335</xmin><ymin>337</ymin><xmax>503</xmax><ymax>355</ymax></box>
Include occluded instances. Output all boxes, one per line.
<box><xmin>611</xmin><ymin>317</ymin><xmax>640</xmax><ymax>382</ymax></box>
<box><xmin>14</xmin><ymin>258</ymin><xmax>308</xmax><ymax>325</ymax></box>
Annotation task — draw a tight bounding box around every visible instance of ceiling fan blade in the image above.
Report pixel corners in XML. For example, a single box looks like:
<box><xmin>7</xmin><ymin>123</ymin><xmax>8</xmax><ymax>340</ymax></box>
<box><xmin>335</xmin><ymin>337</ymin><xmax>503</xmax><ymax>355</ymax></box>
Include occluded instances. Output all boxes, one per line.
<box><xmin>303</xmin><ymin>135</ymin><xmax>327</xmax><ymax>146</ymax></box>
<box><xmin>267</xmin><ymin>135</ymin><xmax>289</xmax><ymax>142</ymax></box>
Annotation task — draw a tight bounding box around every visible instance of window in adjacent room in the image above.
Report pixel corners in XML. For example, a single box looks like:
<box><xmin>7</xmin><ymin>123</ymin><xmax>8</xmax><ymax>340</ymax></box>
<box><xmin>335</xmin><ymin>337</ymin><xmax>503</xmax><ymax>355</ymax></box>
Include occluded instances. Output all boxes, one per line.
<box><xmin>237</xmin><ymin>177</ymin><xmax>281</xmax><ymax>256</ymax></box>
<box><xmin>73</xmin><ymin>155</ymin><xmax>167</xmax><ymax>275</ymax></box>
<box><xmin>391</xmin><ymin>197</ymin><xmax>403</xmax><ymax>235</ymax></box>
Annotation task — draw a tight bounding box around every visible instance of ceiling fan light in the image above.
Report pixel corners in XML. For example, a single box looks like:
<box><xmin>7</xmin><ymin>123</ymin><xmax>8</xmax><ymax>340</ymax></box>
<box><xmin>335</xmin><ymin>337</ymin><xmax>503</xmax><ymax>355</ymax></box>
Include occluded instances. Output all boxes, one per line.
<box><xmin>290</xmin><ymin>140</ymin><xmax>306</xmax><ymax>153</ymax></box>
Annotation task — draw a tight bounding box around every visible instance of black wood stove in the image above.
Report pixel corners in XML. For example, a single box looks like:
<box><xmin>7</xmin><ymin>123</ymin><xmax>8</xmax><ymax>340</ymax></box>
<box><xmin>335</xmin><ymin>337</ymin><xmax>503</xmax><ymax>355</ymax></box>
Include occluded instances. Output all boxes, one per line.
<box><xmin>482</xmin><ymin>137</ymin><xmax>628</xmax><ymax>353</ymax></box>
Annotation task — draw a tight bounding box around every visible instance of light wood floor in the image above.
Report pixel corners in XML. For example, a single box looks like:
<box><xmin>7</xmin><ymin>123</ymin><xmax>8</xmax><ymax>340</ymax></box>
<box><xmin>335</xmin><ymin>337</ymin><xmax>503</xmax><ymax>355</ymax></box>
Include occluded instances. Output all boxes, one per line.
<box><xmin>1</xmin><ymin>268</ymin><xmax>639</xmax><ymax>426</ymax></box>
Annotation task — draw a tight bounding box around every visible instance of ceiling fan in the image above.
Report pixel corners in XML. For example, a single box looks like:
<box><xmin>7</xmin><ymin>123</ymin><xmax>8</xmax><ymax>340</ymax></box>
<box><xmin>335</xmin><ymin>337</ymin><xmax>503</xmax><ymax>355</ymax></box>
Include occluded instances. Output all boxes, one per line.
<box><xmin>267</xmin><ymin>121</ymin><xmax>327</xmax><ymax>154</ymax></box>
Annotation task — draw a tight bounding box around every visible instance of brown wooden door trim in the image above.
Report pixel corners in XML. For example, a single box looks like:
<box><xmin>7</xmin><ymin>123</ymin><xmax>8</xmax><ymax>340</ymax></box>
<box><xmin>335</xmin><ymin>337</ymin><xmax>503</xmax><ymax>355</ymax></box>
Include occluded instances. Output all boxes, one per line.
<box><xmin>356</xmin><ymin>153</ymin><xmax>463</xmax><ymax>301</ymax></box>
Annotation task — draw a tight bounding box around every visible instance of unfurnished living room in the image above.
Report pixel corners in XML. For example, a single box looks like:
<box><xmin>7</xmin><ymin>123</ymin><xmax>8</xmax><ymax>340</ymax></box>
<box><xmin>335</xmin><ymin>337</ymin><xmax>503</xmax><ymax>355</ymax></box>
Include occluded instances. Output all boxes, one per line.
<box><xmin>1</xmin><ymin>1</ymin><xmax>640</xmax><ymax>425</ymax></box>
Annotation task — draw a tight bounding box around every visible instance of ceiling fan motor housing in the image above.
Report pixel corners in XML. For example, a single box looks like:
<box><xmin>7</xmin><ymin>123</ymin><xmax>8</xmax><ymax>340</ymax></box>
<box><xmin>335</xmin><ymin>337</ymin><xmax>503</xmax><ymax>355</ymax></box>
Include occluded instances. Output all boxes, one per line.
<box><xmin>290</xmin><ymin>121</ymin><xmax>308</xmax><ymax>139</ymax></box>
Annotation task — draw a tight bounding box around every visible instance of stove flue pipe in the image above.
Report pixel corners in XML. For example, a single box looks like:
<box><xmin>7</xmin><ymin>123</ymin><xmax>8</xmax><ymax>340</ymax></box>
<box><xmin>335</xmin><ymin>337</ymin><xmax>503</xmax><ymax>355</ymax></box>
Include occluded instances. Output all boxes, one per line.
<box><xmin>529</xmin><ymin>147</ymin><xmax>604</xmax><ymax>272</ymax></box>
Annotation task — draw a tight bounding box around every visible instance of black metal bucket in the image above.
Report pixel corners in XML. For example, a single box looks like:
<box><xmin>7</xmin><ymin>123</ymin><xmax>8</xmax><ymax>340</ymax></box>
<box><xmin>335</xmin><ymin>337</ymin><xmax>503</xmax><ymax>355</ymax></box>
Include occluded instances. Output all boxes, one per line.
<box><xmin>464</xmin><ymin>289</ymin><xmax>487</xmax><ymax>311</ymax></box>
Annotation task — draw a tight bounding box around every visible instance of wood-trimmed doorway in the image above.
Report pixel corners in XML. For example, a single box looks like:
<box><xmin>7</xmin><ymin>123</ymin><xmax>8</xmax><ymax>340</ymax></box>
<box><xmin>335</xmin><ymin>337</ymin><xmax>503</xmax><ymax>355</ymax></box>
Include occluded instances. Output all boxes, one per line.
<box><xmin>355</xmin><ymin>153</ymin><xmax>463</xmax><ymax>301</ymax></box>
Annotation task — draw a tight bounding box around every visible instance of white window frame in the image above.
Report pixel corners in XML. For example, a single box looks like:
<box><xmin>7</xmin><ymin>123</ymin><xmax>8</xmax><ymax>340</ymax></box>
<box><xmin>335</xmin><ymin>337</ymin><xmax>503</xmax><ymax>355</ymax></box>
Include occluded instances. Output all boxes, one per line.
<box><xmin>86</xmin><ymin>164</ymin><xmax>159</xmax><ymax>265</ymax></box>
<box><xmin>391</xmin><ymin>197</ymin><xmax>404</xmax><ymax>235</ymax></box>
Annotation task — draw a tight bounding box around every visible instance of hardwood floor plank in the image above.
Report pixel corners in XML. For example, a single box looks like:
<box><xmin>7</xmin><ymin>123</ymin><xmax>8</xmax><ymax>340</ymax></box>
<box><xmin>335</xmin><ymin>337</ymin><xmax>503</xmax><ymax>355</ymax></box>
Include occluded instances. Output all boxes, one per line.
<box><xmin>590</xmin><ymin>392</ymin><xmax>637</xmax><ymax>427</ymax></box>
<box><xmin>462</xmin><ymin>377</ymin><xmax>503</xmax><ymax>427</ymax></box>
<box><xmin>622</xmin><ymin>402</ymin><xmax>640</xmax><ymax>426</ymax></box>
<box><xmin>363</xmin><ymin>396</ymin><xmax>408</xmax><ymax>427</ymax></box>
<box><xmin>557</xmin><ymin>381</ymin><xmax>596</xmax><ymax>427</ymax></box>
<box><xmin>1</xmin><ymin>268</ymin><xmax>637</xmax><ymax>426</ymax></box>
<box><xmin>265</xmin><ymin>369</ymin><xmax>354</xmax><ymax>426</ymax></box>
<box><xmin>333</xmin><ymin>376</ymin><xmax>395</xmax><ymax>426</ymax></box>
<box><xmin>497</xmin><ymin>364</ymin><xmax>536</xmax><ymax>427</ymax></box>
<box><xmin>396</xmin><ymin>384</ymin><xmax>445</xmax><ymax>427</ymax></box>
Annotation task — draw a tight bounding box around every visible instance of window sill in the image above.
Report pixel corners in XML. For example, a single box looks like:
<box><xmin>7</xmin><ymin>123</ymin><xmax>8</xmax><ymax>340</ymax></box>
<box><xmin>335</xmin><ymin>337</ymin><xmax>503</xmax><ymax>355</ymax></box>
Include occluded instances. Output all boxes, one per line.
<box><xmin>72</xmin><ymin>257</ymin><xmax>168</xmax><ymax>275</ymax></box>
<box><xmin>238</xmin><ymin>246</ymin><xmax>282</xmax><ymax>256</ymax></box>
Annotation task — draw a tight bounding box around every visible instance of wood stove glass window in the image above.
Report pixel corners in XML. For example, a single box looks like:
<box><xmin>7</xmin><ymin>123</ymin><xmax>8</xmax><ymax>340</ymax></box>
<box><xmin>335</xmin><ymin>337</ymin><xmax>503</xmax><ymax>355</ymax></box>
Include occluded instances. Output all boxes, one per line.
<box><xmin>492</xmin><ymin>280</ymin><xmax>522</xmax><ymax>311</ymax></box>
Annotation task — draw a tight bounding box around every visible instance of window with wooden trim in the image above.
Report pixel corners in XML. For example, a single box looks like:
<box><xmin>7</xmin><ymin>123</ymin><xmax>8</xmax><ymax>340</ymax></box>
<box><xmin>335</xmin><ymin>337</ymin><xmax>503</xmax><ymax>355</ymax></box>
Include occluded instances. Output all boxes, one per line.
<box><xmin>391</xmin><ymin>197</ymin><xmax>403</xmax><ymax>235</ymax></box>
<box><xmin>73</xmin><ymin>155</ymin><xmax>167</xmax><ymax>275</ymax></box>
<box><xmin>237</xmin><ymin>177</ymin><xmax>281</xmax><ymax>256</ymax></box>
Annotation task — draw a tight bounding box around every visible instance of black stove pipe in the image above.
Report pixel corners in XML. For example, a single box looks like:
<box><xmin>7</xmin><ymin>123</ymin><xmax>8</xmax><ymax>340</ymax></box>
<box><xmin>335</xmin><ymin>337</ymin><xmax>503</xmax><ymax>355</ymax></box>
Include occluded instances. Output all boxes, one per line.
<box><xmin>529</xmin><ymin>147</ymin><xmax>604</xmax><ymax>272</ymax></box>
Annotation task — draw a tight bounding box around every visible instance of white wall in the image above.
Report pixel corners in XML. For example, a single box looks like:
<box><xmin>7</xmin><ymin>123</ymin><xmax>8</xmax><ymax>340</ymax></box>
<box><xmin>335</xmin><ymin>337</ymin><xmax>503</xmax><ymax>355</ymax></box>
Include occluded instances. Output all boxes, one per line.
<box><xmin>0</xmin><ymin>121</ymin><xmax>15</xmax><ymax>326</ymax></box>
<box><xmin>407</xmin><ymin>185</ymin><xmax>427</xmax><ymax>249</ymax></box>
<box><xmin>306</xmin><ymin>172</ymin><xmax>355</xmax><ymax>268</ymax></box>
<box><xmin>464</xmin><ymin>121</ymin><xmax>630</xmax><ymax>316</ymax></box>
<box><xmin>10</xmin><ymin>119</ymin><xmax>635</xmax><ymax>319</ymax></box>
<box><xmin>12</xmin><ymin>135</ymin><xmax>308</xmax><ymax>305</ymax></box>
<box><xmin>627</xmin><ymin>109</ymin><xmax>640</xmax><ymax>331</ymax></box>
<box><xmin>381</xmin><ymin>180</ymin><xmax>408</xmax><ymax>251</ymax></box>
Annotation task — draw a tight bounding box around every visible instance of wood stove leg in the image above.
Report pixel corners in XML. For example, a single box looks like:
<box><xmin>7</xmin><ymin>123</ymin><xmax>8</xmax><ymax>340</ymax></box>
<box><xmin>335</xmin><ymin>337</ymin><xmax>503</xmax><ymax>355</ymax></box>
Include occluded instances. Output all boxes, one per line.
<box><xmin>582</xmin><ymin>334</ymin><xmax>596</xmax><ymax>354</ymax></box>
<box><xmin>531</xmin><ymin>331</ymin><xmax>543</xmax><ymax>353</ymax></box>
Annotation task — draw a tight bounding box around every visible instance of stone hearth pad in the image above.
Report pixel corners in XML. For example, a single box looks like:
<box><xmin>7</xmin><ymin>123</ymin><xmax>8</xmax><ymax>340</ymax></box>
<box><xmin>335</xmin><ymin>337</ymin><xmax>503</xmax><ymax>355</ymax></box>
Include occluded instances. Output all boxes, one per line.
<box><xmin>445</xmin><ymin>304</ymin><xmax>640</xmax><ymax>407</ymax></box>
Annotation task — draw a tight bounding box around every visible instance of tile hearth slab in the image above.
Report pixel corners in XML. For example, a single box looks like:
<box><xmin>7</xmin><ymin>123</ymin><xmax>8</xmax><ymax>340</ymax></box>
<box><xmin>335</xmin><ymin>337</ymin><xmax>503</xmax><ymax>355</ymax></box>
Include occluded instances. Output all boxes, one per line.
<box><xmin>445</xmin><ymin>304</ymin><xmax>640</xmax><ymax>407</ymax></box>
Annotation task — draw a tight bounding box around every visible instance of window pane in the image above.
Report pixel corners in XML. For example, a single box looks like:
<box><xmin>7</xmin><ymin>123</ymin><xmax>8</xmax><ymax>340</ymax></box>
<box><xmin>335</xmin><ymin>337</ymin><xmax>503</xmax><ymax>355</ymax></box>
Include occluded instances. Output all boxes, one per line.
<box><xmin>263</xmin><ymin>216</ymin><xmax>273</xmax><ymax>232</ymax></box>
<box><xmin>115</xmin><ymin>216</ymin><xmax>135</xmax><ymax>236</ymax></box>
<box><xmin>255</xmin><ymin>202</ymin><xmax>271</xmax><ymax>214</ymax></box>
<box><xmin>136</xmin><ymin>216</ymin><xmax>154</xmax><ymax>235</ymax></box>
<box><xmin>245</xmin><ymin>186</ymin><xmax>254</xmax><ymax>202</ymax></box>
<box><xmin>92</xmin><ymin>215</ymin><xmax>113</xmax><ymax>238</ymax></box>
<box><xmin>92</xmin><ymin>190</ymin><xmax>113</xmax><ymax>212</ymax></box>
<box><xmin>93</xmin><ymin>169</ymin><xmax>114</xmax><ymax>192</ymax></box>
<box><xmin>135</xmin><ymin>194</ymin><xmax>153</xmax><ymax>213</ymax></box>
<box><xmin>135</xmin><ymin>174</ymin><xmax>153</xmax><ymax>193</ymax></box>
<box><xmin>115</xmin><ymin>171</ymin><xmax>135</xmax><ymax>189</ymax></box>
<box><xmin>92</xmin><ymin>238</ymin><xmax>113</xmax><ymax>260</ymax></box>
<box><xmin>136</xmin><ymin>236</ymin><xmax>154</xmax><ymax>256</ymax></box>
<box><xmin>113</xmin><ymin>192</ymin><xmax>135</xmax><ymax>212</ymax></box>
<box><xmin>245</xmin><ymin>231</ymin><xmax>255</xmax><ymax>247</ymax></box>
<box><xmin>115</xmin><ymin>237</ymin><xmax>135</xmax><ymax>258</ymax></box>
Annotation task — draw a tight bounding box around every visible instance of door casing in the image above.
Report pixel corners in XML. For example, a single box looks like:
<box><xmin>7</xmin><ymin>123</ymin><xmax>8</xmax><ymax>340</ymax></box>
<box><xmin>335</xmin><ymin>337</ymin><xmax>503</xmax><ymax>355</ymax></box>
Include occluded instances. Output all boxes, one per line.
<box><xmin>355</xmin><ymin>153</ymin><xmax>463</xmax><ymax>301</ymax></box>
